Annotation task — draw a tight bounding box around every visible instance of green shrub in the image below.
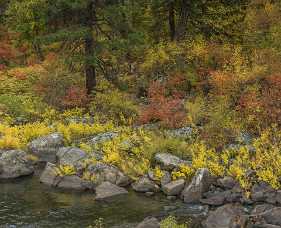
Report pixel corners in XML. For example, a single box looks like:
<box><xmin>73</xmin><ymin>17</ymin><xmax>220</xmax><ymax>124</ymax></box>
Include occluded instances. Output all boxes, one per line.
<box><xmin>90</xmin><ymin>89</ymin><xmax>138</xmax><ymax>125</ymax></box>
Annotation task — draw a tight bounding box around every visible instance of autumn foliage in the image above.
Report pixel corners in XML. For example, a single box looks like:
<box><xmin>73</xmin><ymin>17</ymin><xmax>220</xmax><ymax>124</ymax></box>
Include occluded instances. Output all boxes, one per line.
<box><xmin>139</xmin><ymin>76</ymin><xmax>186</xmax><ymax>128</ymax></box>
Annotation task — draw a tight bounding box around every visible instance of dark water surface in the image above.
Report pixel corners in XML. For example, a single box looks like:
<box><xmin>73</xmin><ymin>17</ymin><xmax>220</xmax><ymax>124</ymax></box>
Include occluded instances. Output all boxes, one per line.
<box><xmin>0</xmin><ymin>172</ymin><xmax>170</xmax><ymax>228</ymax></box>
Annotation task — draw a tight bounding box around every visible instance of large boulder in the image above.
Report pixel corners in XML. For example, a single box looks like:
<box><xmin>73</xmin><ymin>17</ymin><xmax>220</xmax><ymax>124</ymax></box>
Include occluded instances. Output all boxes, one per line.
<box><xmin>136</xmin><ymin>217</ymin><xmax>160</xmax><ymax>228</ymax></box>
<box><xmin>162</xmin><ymin>179</ymin><xmax>185</xmax><ymax>196</ymax></box>
<box><xmin>56</xmin><ymin>147</ymin><xmax>87</xmax><ymax>168</ymax></box>
<box><xmin>0</xmin><ymin>150</ymin><xmax>34</xmax><ymax>179</ymax></box>
<box><xmin>87</xmin><ymin>162</ymin><xmax>131</xmax><ymax>187</ymax></box>
<box><xmin>203</xmin><ymin>204</ymin><xmax>248</xmax><ymax>228</ymax></box>
<box><xmin>132</xmin><ymin>176</ymin><xmax>160</xmax><ymax>193</ymax></box>
<box><xmin>154</xmin><ymin>153</ymin><xmax>191</xmax><ymax>171</ymax></box>
<box><xmin>95</xmin><ymin>181</ymin><xmax>128</xmax><ymax>200</ymax></box>
<box><xmin>40</xmin><ymin>162</ymin><xmax>87</xmax><ymax>191</ymax></box>
<box><xmin>28</xmin><ymin>133</ymin><xmax>64</xmax><ymax>163</ymax></box>
<box><xmin>181</xmin><ymin>168</ymin><xmax>214</xmax><ymax>203</ymax></box>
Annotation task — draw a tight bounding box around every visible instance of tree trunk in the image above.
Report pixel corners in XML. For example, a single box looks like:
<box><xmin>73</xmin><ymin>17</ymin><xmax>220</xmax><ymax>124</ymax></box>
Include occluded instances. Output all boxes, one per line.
<box><xmin>168</xmin><ymin>1</ymin><xmax>176</xmax><ymax>41</ymax></box>
<box><xmin>84</xmin><ymin>1</ymin><xmax>96</xmax><ymax>95</ymax></box>
<box><xmin>32</xmin><ymin>42</ymin><xmax>44</xmax><ymax>61</ymax></box>
<box><xmin>176</xmin><ymin>0</ymin><xmax>189</xmax><ymax>40</ymax></box>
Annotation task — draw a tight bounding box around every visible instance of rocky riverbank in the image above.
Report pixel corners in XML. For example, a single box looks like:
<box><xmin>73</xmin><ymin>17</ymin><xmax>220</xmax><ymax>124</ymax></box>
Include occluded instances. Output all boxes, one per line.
<box><xmin>0</xmin><ymin>130</ymin><xmax>281</xmax><ymax>227</ymax></box>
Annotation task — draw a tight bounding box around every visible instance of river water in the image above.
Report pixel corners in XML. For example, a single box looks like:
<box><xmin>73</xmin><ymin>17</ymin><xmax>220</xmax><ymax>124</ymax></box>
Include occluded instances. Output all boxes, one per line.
<box><xmin>0</xmin><ymin>171</ymin><xmax>176</xmax><ymax>228</ymax></box>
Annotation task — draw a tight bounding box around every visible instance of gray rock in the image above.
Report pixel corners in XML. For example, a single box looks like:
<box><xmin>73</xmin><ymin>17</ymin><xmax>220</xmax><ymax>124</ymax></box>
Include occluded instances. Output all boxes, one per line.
<box><xmin>88</xmin><ymin>132</ymin><xmax>118</xmax><ymax>145</ymax></box>
<box><xmin>167</xmin><ymin>196</ymin><xmax>177</xmax><ymax>201</ymax></box>
<box><xmin>257</xmin><ymin>207</ymin><xmax>281</xmax><ymax>226</ymax></box>
<box><xmin>200</xmin><ymin>191</ymin><xmax>230</xmax><ymax>206</ymax></box>
<box><xmin>87</xmin><ymin>162</ymin><xmax>131</xmax><ymax>187</ymax></box>
<box><xmin>181</xmin><ymin>168</ymin><xmax>214</xmax><ymax>203</ymax></box>
<box><xmin>136</xmin><ymin>217</ymin><xmax>159</xmax><ymax>228</ymax></box>
<box><xmin>40</xmin><ymin>162</ymin><xmax>87</xmax><ymax>190</ymax></box>
<box><xmin>148</xmin><ymin>170</ymin><xmax>171</xmax><ymax>186</ymax></box>
<box><xmin>160</xmin><ymin>171</ymin><xmax>172</xmax><ymax>187</ymax></box>
<box><xmin>132</xmin><ymin>176</ymin><xmax>160</xmax><ymax>193</ymax></box>
<box><xmin>162</xmin><ymin>179</ymin><xmax>185</xmax><ymax>196</ymax></box>
<box><xmin>95</xmin><ymin>181</ymin><xmax>128</xmax><ymax>200</ymax></box>
<box><xmin>251</xmin><ymin>204</ymin><xmax>275</xmax><ymax>215</ymax></box>
<box><xmin>57</xmin><ymin>175</ymin><xmax>87</xmax><ymax>190</ymax></box>
<box><xmin>155</xmin><ymin>153</ymin><xmax>191</xmax><ymax>171</ymax></box>
<box><xmin>276</xmin><ymin>191</ymin><xmax>281</xmax><ymax>205</ymax></box>
<box><xmin>237</xmin><ymin>132</ymin><xmax>253</xmax><ymax>145</ymax></box>
<box><xmin>40</xmin><ymin>162</ymin><xmax>59</xmax><ymax>186</ymax></box>
<box><xmin>167</xmin><ymin>127</ymin><xmax>193</xmax><ymax>138</ymax></box>
<box><xmin>203</xmin><ymin>204</ymin><xmax>248</xmax><ymax>228</ymax></box>
<box><xmin>217</xmin><ymin>176</ymin><xmax>237</xmax><ymax>189</ymax></box>
<box><xmin>170</xmin><ymin>204</ymin><xmax>209</xmax><ymax>218</ymax></box>
<box><xmin>0</xmin><ymin>150</ymin><xmax>34</xmax><ymax>179</ymax></box>
<box><xmin>251</xmin><ymin>182</ymin><xmax>277</xmax><ymax>204</ymax></box>
<box><xmin>56</xmin><ymin>147</ymin><xmax>87</xmax><ymax>168</ymax></box>
<box><xmin>145</xmin><ymin>192</ymin><xmax>155</xmax><ymax>197</ymax></box>
<box><xmin>148</xmin><ymin>170</ymin><xmax>158</xmax><ymax>182</ymax></box>
<box><xmin>28</xmin><ymin>133</ymin><xmax>64</xmax><ymax>163</ymax></box>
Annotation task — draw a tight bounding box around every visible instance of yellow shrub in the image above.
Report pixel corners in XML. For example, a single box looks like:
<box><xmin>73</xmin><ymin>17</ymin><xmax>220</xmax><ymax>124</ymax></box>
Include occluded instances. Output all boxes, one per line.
<box><xmin>56</xmin><ymin>122</ymin><xmax>115</xmax><ymax>144</ymax></box>
<box><xmin>153</xmin><ymin>166</ymin><xmax>164</xmax><ymax>181</ymax></box>
<box><xmin>99</xmin><ymin>128</ymin><xmax>153</xmax><ymax>179</ymax></box>
<box><xmin>55</xmin><ymin>165</ymin><xmax>76</xmax><ymax>176</ymax></box>
<box><xmin>0</xmin><ymin>122</ymin><xmax>51</xmax><ymax>149</ymax></box>
<box><xmin>172</xmin><ymin>164</ymin><xmax>194</xmax><ymax>181</ymax></box>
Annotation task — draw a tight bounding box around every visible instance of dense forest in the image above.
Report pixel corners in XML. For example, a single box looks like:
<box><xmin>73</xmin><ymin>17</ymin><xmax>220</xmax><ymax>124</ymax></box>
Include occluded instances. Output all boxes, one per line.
<box><xmin>0</xmin><ymin>0</ymin><xmax>281</xmax><ymax>227</ymax></box>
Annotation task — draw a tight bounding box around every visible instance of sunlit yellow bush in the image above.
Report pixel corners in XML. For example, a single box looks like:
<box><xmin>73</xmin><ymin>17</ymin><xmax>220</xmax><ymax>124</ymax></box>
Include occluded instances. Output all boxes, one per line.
<box><xmin>0</xmin><ymin>122</ymin><xmax>52</xmax><ymax>149</ymax></box>
<box><xmin>98</xmin><ymin>128</ymin><xmax>153</xmax><ymax>179</ymax></box>
<box><xmin>56</xmin><ymin>122</ymin><xmax>115</xmax><ymax>144</ymax></box>
<box><xmin>55</xmin><ymin>165</ymin><xmax>76</xmax><ymax>176</ymax></box>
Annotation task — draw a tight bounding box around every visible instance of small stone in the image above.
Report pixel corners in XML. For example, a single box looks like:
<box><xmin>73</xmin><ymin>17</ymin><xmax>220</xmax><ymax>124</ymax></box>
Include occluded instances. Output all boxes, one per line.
<box><xmin>167</xmin><ymin>196</ymin><xmax>177</xmax><ymax>201</ymax></box>
<box><xmin>217</xmin><ymin>176</ymin><xmax>237</xmax><ymax>189</ymax></box>
<box><xmin>132</xmin><ymin>176</ymin><xmax>160</xmax><ymax>193</ymax></box>
<box><xmin>164</xmin><ymin>205</ymin><xmax>177</xmax><ymax>211</ymax></box>
<box><xmin>155</xmin><ymin>153</ymin><xmax>191</xmax><ymax>171</ymax></box>
<box><xmin>200</xmin><ymin>191</ymin><xmax>228</xmax><ymax>206</ymax></box>
<box><xmin>136</xmin><ymin>217</ymin><xmax>159</xmax><ymax>228</ymax></box>
<box><xmin>145</xmin><ymin>192</ymin><xmax>155</xmax><ymax>197</ymax></box>
<box><xmin>162</xmin><ymin>179</ymin><xmax>185</xmax><ymax>196</ymax></box>
<box><xmin>88</xmin><ymin>132</ymin><xmax>118</xmax><ymax>145</ymax></box>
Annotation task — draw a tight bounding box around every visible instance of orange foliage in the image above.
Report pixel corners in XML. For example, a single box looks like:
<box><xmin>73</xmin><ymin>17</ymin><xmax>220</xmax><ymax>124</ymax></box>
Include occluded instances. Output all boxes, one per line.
<box><xmin>237</xmin><ymin>74</ymin><xmax>281</xmax><ymax>129</ymax></box>
<box><xmin>139</xmin><ymin>80</ymin><xmax>186</xmax><ymax>128</ymax></box>
<box><xmin>62</xmin><ymin>86</ymin><xmax>89</xmax><ymax>108</ymax></box>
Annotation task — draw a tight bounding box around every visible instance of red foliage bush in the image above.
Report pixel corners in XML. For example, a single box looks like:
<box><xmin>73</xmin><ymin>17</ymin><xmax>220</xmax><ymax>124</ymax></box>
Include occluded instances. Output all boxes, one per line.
<box><xmin>237</xmin><ymin>74</ymin><xmax>281</xmax><ymax>129</ymax></box>
<box><xmin>62</xmin><ymin>86</ymin><xmax>89</xmax><ymax>108</ymax></box>
<box><xmin>138</xmin><ymin>80</ymin><xmax>186</xmax><ymax>128</ymax></box>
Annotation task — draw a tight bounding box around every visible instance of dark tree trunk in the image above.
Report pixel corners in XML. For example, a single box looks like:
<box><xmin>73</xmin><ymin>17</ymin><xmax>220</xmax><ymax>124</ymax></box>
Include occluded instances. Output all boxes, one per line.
<box><xmin>168</xmin><ymin>1</ymin><xmax>176</xmax><ymax>41</ymax></box>
<box><xmin>84</xmin><ymin>1</ymin><xmax>96</xmax><ymax>95</ymax></box>
<box><xmin>176</xmin><ymin>0</ymin><xmax>189</xmax><ymax>40</ymax></box>
<box><xmin>33</xmin><ymin>42</ymin><xmax>44</xmax><ymax>61</ymax></box>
